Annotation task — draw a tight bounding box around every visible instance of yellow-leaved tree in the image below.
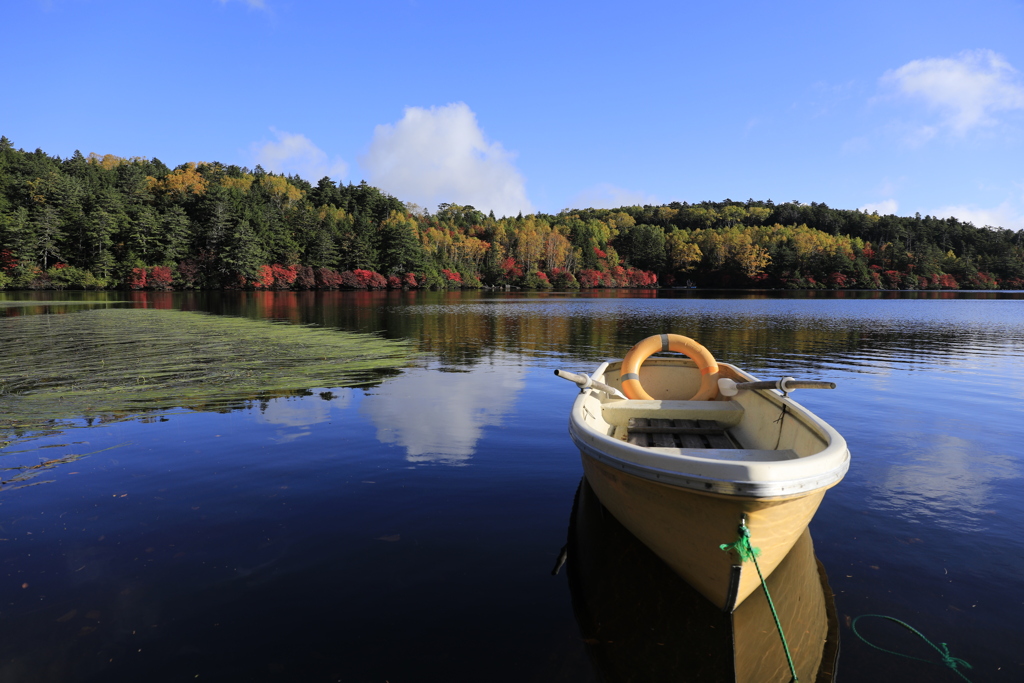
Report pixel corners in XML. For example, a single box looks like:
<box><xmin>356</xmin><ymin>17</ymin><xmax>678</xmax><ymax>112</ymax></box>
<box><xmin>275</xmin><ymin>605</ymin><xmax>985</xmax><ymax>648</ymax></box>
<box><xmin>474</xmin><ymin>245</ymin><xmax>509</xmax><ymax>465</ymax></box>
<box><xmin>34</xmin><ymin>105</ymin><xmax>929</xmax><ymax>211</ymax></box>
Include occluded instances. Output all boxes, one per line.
<box><xmin>666</xmin><ymin>231</ymin><xmax>703</xmax><ymax>271</ymax></box>
<box><xmin>151</xmin><ymin>163</ymin><xmax>208</xmax><ymax>199</ymax></box>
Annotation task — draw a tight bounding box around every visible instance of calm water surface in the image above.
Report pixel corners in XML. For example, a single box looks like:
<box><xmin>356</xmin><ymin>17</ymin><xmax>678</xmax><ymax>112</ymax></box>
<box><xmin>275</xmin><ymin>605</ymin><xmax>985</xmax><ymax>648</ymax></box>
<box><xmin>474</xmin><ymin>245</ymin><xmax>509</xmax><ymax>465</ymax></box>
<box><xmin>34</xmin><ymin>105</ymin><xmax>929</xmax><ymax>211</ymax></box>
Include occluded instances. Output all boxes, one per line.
<box><xmin>1</xmin><ymin>290</ymin><xmax>1022</xmax><ymax>681</ymax></box>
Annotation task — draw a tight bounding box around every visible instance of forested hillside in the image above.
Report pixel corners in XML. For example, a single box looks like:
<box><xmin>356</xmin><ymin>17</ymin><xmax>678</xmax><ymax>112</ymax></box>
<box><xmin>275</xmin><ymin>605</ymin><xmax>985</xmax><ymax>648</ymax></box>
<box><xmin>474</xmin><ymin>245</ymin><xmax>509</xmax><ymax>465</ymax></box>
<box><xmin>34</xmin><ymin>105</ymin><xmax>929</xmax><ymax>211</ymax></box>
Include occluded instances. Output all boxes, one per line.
<box><xmin>2</xmin><ymin>137</ymin><xmax>1022</xmax><ymax>291</ymax></box>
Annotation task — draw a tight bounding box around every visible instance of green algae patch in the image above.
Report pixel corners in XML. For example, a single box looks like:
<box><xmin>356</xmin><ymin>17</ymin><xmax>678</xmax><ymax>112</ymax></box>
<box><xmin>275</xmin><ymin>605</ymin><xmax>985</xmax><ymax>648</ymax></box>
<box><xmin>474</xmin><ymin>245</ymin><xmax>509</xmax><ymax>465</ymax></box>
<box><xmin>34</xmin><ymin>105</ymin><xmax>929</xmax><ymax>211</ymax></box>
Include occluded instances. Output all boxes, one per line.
<box><xmin>0</xmin><ymin>308</ymin><xmax>415</xmax><ymax>446</ymax></box>
<box><xmin>0</xmin><ymin>300</ymin><xmax>133</xmax><ymax>307</ymax></box>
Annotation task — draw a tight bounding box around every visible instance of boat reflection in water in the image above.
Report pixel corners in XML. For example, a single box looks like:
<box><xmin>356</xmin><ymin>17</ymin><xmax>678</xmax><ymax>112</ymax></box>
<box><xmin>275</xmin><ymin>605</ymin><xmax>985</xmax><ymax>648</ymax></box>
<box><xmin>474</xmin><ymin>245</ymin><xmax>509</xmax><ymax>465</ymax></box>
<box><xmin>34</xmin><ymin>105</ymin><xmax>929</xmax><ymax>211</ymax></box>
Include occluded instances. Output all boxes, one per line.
<box><xmin>565</xmin><ymin>478</ymin><xmax>839</xmax><ymax>683</ymax></box>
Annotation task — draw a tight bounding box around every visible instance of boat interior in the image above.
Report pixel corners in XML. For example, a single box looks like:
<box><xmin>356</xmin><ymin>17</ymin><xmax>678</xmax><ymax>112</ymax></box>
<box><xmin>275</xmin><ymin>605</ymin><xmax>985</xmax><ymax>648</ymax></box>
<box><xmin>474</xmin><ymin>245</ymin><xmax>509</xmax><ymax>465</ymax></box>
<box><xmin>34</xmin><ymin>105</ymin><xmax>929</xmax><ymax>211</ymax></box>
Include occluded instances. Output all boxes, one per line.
<box><xmin>591</xmin><ymin>358</ymin><xmax>831</xmax><ymax>461</ymax></box>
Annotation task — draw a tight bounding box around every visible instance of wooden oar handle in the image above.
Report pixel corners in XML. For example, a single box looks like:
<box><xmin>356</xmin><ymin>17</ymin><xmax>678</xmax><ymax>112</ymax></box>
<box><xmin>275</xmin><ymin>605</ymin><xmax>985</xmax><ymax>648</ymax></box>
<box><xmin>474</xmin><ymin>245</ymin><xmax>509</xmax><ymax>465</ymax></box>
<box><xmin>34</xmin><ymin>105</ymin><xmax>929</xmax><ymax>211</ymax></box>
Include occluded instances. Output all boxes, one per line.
<box><xmin>554</xmin><ymin>369</ymin><xmax>627</xmax><ymax>399</ymax></box>
<box><xmin>784</xmin><ymin>380</ymin><xmax>836</xmax><ymax>390</ymax></box>
<box><xmin>719</xmin><ymin>376</ymin><xmax>836</xmax><ymax>396</ymax></box>
<box><xmin>737</xmin><ymin>380</ymin><xmax>836</xmax><ymax>391</ymax></box>
<box><xmin>554</xmin><ymin>369</ymin><xmax>588</xmax><ymax>385</ymax></box>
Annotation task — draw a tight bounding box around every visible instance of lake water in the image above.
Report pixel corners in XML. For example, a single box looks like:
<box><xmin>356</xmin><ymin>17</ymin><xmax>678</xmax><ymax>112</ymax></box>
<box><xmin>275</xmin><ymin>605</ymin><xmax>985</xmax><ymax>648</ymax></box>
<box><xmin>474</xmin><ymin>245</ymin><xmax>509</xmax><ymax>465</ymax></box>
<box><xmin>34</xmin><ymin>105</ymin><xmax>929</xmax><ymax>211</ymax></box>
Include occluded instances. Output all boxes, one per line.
<box><xmin>1</xmin><ymin>289</ymin><xmax>1021</xmax><ymax>682</ymax></box>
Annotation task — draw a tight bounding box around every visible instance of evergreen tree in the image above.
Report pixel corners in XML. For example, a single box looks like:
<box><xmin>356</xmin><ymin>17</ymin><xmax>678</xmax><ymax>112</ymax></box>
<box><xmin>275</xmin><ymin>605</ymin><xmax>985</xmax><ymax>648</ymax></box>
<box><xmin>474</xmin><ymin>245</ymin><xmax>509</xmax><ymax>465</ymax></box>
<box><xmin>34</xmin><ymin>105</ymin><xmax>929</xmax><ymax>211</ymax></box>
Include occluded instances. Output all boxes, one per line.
<box><xmin>85</xmin><ymin>208</ymin><xmax>117</xmax><ymax>278</ymax></box>
<box><xmin>223</xmin><ymin>218</ymin><xmax>267</xmax><ymax>283</ymax></box>
<box><xmin>0</xmin><ymin>207</ymin><xmax>33</xmax><ymax>277</ymax></box>
<box><xmin>33</xmin><ymin>204</ymin><xmax>64</xmax><ymax>269</ymax></box>
<box><xmin>157</xmin><ymin>206</ymin><xmax>191</xmax><ymax>263</ymax></box>
<box><xmin>377</xmin><ymin>211</ymin><xmax>424</xmax><ymax>275</ymax></box>
<box><xmin>126</xmin><ymin>205</ymin><xmax>160</xmax><ymax>262</ymax></box>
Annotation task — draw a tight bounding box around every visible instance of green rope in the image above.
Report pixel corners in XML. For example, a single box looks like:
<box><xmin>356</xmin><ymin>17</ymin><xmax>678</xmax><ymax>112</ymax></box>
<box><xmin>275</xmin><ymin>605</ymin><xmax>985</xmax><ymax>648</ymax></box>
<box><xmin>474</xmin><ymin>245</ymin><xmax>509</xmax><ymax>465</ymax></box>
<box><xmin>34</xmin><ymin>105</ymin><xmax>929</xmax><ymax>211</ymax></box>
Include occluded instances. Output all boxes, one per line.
<box><xmin>719</xmin><ymin>525</ymin><xmax>762</xmax><ymax>562</ymax></box>
<box><xmin>851</xmin><ymin>614</ymin><xmax>974</xmax><ymax>682</ymax></box>
<box><xmin>720</xmin><ymin>523</ymin><xmax>799</xmax><ymax>683</ymax></box>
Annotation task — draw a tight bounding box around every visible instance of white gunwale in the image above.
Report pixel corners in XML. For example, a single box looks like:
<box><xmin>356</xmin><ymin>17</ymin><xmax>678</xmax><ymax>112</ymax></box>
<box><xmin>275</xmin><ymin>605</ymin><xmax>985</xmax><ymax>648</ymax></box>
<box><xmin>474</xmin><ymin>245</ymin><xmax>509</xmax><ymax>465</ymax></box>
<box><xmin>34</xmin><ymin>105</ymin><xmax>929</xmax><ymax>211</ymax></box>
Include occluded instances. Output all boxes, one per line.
<box><xmin>569</xmin><ymin>360</ymin><xmax>849</xmax><ymax>499</ymax></box>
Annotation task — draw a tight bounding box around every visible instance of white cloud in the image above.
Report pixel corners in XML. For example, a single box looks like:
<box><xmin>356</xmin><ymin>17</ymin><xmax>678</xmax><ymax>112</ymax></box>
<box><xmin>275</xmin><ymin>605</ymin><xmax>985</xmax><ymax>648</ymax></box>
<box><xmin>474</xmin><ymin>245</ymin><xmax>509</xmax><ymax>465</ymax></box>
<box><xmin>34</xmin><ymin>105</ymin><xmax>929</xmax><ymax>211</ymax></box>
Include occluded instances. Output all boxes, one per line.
<box><xmin>359</xmin><ymin>102</ymin><xmax>532</xmax><ymax>217</ymax></box>
<box><xmin>252</xmin><ymin>128</ymin><xmax>347</xmax><ymax>182</ymax></box>
<box><xmin>881</xmin><ymin>49</ymin><xmax>1024</xmax><ymax>137</ymax></box>
<box><xmin>859</xmin><ymin>199</ymin><xmax>899</xmax><ymax>215</ymax></box>
<box><xmin>931</xmin><ymin>200</ymin><xmax>1022</xmax><ymax>229</ymax></box>
<box><xmin>570</xmin><ymin>183</ymin><xmax>657</xmax><ymax>210</ymax></box>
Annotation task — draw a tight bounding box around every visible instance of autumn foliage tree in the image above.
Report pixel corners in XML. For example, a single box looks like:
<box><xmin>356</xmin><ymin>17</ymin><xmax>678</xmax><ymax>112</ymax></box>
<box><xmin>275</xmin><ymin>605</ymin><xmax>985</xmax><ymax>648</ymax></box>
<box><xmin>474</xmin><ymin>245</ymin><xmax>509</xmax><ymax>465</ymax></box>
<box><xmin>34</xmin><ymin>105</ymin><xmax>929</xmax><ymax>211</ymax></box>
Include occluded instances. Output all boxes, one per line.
<box><xmin>2</xmin><ymin>139</ymin><xmax>1023</xmax><ymax>291</ymax></box>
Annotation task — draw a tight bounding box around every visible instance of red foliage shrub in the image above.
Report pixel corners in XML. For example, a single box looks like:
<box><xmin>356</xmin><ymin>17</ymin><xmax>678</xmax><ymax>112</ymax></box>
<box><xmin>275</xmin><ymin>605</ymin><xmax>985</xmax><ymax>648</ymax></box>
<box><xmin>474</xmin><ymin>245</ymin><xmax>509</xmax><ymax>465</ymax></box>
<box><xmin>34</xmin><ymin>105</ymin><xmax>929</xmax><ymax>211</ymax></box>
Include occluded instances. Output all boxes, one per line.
<box><xmin>177</xmin><ymin>259</ymin><xmax>199</xmax><ymax>288</ymax></box>
<box><xmin>0</xmin><ymin>249</ymin><xmax>17</xmax><ymax>273</ymax></box>
<box><xmin>128</xmin><ymin>267</ymin><xmax>147</xmax><ymax>290</ymax></box>
<box><xmin>620</xmin><ymin>268</ymin><xmax>658</xmax><ymax>286</ymax></box>
<box><xmin>441</xmin><ymin>268</ymin><xmax>463</xmax><ymax>283</ymax></box>
<box><xmin>828</xmin><ymin>272</ymin><xmax>849</xmax><ymax>288</ymax></box>
<box><xmin>355</xmin><ymin>269</ymin><xmax>375</xmax><ymax>287</ymax></box>
<box><xmin>499</xmin><ymin>257</ymin><xmax>523</xmax><ymax>282</ymax></box>
<box><xmin>149</xmin><ymin>266</ymin><xmax>174</xmax><ymax>290</ymax></box>
<box><xmin>593</xmin><ymin>247</ymin><xmax>607</xmax><ymax>259</ymax></box>
<box><xmin>387</xmin><ymin>275</ymin><xmax>402</xmax><ymax>289</ymax></box>
<box><xmin>254</xmin><ymin>265</ymin><xmax>275</xmax><ymax>289</ymax></box>
<box><xmin>315</xmin><ymin>267</ymin><xmax>343</xmax><ymax>289</ymax></box>
<box><xmin>295</xmin><ymin>265</ymin><xmax>315</xmax><ymax>290</ymax></box>
<box><xmin>403</xmin><ymin>272</ymin><xmax>419</xmax><ymax>289</ymax></box>
<box><xmin>270</xmin><ymin>264</ymin><xmax>298</xmax><ymax>289</ymax></box>
<box><xmin>1003</xmin><ymin>277</ymin><xmax>1024</xmax><ymax>289</ymax></box>
<box><xmin>340</xmin><ymin>270</ymin><xmax>364</xmax><ymax>289</ymax></box>
<box><xmin>339</xmin><ymin>269</ymin><xmax>387</xmax><ymax>289</ymax></box>
<box><xmin>578</xmin><ymin>269</ymin><xmax>602</xmax><ymax>288</ymax></box>
<box><xmin>549</xmin><ymin>268</ymin><xmax>577</xmax><ymax>287</ymax></box>
<box><xmin>968</xmin><ymin>271</ymin><xmax>998</xmax><ymax>289</ymax></box>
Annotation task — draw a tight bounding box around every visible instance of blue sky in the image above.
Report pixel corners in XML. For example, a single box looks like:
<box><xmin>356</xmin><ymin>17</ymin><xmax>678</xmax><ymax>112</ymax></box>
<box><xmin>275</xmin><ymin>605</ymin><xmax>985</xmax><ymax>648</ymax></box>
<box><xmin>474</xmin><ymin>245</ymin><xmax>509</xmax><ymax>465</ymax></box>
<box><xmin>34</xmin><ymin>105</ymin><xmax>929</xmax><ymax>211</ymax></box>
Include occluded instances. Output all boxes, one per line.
<box><xmin>4</xmin><ymin>0</ymin><xmax>1024</xmax><ymax>227</ymax></box>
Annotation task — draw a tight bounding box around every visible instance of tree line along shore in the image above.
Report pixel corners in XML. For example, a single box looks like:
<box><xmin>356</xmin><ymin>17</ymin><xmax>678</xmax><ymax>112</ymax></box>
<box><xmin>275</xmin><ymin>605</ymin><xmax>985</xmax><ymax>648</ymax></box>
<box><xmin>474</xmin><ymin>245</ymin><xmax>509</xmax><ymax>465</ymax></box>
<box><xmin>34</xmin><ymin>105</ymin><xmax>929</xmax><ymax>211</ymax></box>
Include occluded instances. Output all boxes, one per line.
<box><xmin>2</xmin><ymin>137</ymin><xmax>1023</xmax><ymax>292</ymax></box>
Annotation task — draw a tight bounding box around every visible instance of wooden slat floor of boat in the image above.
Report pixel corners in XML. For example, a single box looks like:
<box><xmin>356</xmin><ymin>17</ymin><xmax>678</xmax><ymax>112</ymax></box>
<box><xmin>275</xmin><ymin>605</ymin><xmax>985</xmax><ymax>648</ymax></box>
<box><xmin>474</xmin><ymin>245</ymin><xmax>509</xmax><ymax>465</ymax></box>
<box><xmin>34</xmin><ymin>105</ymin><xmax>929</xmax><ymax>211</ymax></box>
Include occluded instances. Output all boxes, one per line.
<box><xmin>626</xmin><ymin>417</ymin><xmax>737</xmax><ymax>449</ymax></box>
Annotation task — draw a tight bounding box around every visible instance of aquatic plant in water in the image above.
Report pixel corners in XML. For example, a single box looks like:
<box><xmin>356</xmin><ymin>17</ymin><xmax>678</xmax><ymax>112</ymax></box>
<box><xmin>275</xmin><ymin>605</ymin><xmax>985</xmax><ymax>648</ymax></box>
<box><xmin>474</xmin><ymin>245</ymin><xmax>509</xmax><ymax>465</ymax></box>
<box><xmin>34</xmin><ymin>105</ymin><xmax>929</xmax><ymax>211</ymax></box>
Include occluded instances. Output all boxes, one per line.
<box><xmin>0</xmin><ymin>308</ymin><xmax>416</xmax><ymax>448</ymax></box>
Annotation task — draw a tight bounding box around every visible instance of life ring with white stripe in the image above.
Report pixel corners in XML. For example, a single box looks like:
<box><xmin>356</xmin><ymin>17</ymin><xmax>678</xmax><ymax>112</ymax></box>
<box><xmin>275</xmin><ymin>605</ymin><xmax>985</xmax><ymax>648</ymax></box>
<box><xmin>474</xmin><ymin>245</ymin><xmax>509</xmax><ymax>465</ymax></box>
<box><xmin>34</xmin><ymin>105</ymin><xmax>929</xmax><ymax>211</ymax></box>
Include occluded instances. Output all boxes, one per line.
<box><xmin>620</xmin><ymin>334</ymin><xmax>720</xmax><ymax>400</ymax></box>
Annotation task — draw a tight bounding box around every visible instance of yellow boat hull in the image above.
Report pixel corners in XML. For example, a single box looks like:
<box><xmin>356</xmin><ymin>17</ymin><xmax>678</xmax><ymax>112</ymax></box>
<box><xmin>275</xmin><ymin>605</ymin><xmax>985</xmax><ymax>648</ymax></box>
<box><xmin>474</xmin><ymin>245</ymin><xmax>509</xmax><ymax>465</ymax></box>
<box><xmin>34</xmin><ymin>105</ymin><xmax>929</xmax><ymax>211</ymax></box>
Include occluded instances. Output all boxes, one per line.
<box><xmin>582</xmin><ymin>455</ymin><xmax>830</xmax><ymax>611</ymax></box>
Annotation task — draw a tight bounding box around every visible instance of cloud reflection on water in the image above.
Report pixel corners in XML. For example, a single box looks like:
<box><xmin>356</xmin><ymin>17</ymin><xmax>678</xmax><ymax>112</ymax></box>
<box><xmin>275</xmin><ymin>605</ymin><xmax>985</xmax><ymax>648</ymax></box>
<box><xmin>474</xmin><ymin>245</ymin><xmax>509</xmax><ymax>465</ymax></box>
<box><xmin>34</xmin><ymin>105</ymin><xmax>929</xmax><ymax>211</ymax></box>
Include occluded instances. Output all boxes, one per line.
<box><xmin>257</xmin><ymin>390</ymin><xmax>354</xmax><ymax>442</ymax></box>
<box><xmin>359</xmin><ymin>361</ymin><xmax>526</xmax><ymax>464</ymax></box>
<box><xmin>867</xmin><ymin>432</ymin><xmax>1021</xmax><ymax>532</ymax></box>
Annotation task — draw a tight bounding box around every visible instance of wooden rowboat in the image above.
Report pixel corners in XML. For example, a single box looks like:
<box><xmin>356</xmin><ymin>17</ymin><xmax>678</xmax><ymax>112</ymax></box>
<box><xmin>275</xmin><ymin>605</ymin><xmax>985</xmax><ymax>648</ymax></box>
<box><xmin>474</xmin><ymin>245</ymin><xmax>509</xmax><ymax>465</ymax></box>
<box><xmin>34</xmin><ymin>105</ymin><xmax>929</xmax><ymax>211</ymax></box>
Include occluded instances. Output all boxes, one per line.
<box><xmin>557</xmin><ymin>334</ymin><xmax>849</xmax><ymax>612</ymax></box>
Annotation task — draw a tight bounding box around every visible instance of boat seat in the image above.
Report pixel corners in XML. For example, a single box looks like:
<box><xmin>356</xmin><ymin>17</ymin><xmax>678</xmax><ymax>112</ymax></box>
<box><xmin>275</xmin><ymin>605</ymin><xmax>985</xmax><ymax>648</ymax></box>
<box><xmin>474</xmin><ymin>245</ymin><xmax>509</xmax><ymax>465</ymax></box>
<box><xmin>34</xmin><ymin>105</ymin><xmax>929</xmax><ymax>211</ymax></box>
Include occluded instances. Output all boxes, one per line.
<box><xmin>647</xmin><ymin>447</ymin><xmax>800</xmax><ymax>462</ymax></box>
<box><xmin>627</xmin><ymin>417</ymin><xmax>737</xmax><ymax>449</ymax></box>
<box><xmin>627</xmin><ymin>417</ymin><xmax>801</xmax><ymax>461</ymax></box>
<box><xmin>603</xmin><ymin>399</ymin><xmax>744</xmax><ymax>427</ymax></box>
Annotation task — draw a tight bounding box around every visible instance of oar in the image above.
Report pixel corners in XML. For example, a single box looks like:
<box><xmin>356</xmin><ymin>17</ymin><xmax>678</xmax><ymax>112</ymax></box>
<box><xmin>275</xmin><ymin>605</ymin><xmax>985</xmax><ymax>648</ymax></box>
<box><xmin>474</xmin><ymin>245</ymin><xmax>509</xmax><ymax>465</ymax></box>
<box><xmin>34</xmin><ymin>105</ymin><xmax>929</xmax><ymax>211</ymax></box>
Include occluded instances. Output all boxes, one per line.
<box><xmin>554</xmin><ymin>369</ymin><xmax>627</xmax><ymax>399</ymax></box>
<box><xmin>718</xmin><ymin>376</ymin><xmax>836</xmax><ymax>397</ymax></box>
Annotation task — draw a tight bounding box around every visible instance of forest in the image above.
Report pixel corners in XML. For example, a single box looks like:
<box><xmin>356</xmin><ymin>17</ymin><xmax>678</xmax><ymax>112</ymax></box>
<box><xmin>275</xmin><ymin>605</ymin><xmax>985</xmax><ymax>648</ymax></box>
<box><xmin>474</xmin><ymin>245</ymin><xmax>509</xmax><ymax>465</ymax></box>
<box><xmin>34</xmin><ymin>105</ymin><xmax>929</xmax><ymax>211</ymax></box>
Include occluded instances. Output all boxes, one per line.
<box><xmin>2</xmin><ymin>136</ymin><xmax>1023</xmax><ymax>292</ymax></box>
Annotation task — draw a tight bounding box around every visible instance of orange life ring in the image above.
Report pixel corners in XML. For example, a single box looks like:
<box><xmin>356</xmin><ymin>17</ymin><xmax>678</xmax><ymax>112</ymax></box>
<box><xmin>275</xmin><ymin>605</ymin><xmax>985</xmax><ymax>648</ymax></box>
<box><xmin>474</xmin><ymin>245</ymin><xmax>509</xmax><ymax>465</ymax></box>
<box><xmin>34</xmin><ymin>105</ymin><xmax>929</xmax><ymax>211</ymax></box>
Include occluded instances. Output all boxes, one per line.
<box><xmin>620</xmin><ymin>334</ymin><xmax>720</xmax><ymax>400</ymax></box>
